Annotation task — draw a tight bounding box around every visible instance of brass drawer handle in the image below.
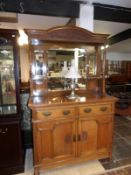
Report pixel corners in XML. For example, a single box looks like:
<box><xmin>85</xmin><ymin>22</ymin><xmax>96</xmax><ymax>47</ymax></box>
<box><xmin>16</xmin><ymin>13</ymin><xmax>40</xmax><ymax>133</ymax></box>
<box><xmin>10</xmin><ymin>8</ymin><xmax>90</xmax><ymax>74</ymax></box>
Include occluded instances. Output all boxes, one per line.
<box><xmin>84</xmin><ymin>108</ymin><xmax>92</xmax><ymax>113</ymax></box>
<box><xmin>100</xmin><ymin>106</ymin><xmax>107</xmax><ymax>111</ymax></box>
<box><xmin>0</xmin><ymin>128</ymin><xmax>8</xmax><ymax>134</ymax></box>
<box><xmin>42</xmin><ymin>111</ymin><xmax>52</xmax><ymax>117</ymax></box>
<box><xmin>63</xmin><ymin>110</ymin><xmax>71</xmax><ymax>115</ymax></box>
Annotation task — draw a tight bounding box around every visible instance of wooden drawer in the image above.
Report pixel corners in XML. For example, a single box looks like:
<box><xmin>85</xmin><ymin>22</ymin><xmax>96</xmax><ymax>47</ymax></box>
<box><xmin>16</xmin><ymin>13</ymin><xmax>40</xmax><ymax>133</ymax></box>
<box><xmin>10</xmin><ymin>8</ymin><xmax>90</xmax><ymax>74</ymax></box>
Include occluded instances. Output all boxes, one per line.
<box><xmin>35</xmin><ymin>107</ymin><xmax>76</xmax><ymax>120</ymax></box>
<box><xmin>79</xmin><ymin>104</ymin><xmax>112</xmax><ymax>116</ymax></box>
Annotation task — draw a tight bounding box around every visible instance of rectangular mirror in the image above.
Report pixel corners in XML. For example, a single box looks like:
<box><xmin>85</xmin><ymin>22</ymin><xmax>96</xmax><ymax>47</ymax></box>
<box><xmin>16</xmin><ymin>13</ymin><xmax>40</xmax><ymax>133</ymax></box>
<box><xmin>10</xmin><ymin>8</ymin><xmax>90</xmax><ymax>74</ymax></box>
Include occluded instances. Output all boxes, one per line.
<box><xmin>47</xmin><ymin>48</ymin><xmax>88</xmax><ymax>90</ymax></box>
<box><xmin>88</xmin><ymin>46</ymin><xmax>97</xmax><ymax>76</ymax></box>
<box><xmin>47</xmin><ymin>46</ymin><xmax>98</xmax><ymax>91</ymax></box>
<box><xmin>31</xmin><ymin>44</ymin><xmax>101</xmax><ymax>95</ymax></box>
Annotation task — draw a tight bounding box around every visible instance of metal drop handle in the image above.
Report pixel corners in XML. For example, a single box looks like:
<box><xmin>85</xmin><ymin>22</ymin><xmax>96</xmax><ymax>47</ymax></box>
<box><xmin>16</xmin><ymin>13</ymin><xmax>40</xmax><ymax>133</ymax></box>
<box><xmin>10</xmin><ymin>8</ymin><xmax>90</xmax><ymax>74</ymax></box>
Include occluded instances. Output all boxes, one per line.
<box><xmin>42</xmin><ymin>111</ymin><xmax>52</xmax><ymax>117</ymax></box>
<box><xmin>84</xmin><ymin>108</ymin><xmax>92</xmax><ymax>113</ymax></box>
<box><xmin>100</xmin><ymin>106</ymin><xmax>107</xmax><ymax>111</ymax></box>
<box><xmin>63</xmin><ymin>110</ymin><xmax>71</xmax><ymax>115</ymax></box>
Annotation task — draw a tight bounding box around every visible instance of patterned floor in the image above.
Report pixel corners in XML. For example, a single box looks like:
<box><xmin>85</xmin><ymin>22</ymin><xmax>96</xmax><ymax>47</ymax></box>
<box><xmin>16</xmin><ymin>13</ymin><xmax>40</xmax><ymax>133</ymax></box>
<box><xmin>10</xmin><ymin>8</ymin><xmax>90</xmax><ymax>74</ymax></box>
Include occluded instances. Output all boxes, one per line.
<box><xmin>100</xmin><ymin>115</ymin><xmax>131</xmax><ymax>170</ymax></box>
<box><xmin>99</xmin><ymin>165</ymin><xmax>131</xmax><ymax>175</ymax></box>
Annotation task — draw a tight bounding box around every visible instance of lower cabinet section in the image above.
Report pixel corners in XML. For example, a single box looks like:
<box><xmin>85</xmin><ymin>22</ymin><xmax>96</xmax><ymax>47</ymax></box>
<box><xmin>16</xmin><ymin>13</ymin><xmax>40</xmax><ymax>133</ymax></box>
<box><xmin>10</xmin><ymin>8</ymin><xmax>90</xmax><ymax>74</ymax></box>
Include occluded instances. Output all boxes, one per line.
<box><xmin>0</xmin><ymin>120</ymin><xmax>24</xmax><ymax>175</ymax></box>
<box><xmin>31</xmin><ymin>102</ymin><xmax>115</xmax><ymax>174</ymax></box>
<box><xmin>34</xmin><ymin>118</ymin><xmax>76</xmax><ymax>166</ymax></box>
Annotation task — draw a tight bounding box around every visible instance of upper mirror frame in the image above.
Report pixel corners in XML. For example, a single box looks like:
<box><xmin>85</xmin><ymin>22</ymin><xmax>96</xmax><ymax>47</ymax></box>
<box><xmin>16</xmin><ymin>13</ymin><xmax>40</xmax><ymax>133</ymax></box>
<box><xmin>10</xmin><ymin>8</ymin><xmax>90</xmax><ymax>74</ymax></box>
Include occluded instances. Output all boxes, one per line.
<box><xmin>26</xmin><ymin>26</ymin><xmax>108</xmax><ymax>95</ymax></box>
<box><xmin>26</xmin><ymin>26</ymin><xmax>108</xmax><ymax>79</ymax></box>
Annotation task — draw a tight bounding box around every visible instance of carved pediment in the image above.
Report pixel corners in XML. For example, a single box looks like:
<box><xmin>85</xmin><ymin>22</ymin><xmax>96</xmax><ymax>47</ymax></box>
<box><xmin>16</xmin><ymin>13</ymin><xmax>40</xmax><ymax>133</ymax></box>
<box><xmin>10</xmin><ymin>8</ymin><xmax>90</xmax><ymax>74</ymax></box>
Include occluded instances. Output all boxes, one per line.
<box><xmin>25</xmin><ymin>26</ymin><xmax>108</xmax><ymax>45</ymax></box>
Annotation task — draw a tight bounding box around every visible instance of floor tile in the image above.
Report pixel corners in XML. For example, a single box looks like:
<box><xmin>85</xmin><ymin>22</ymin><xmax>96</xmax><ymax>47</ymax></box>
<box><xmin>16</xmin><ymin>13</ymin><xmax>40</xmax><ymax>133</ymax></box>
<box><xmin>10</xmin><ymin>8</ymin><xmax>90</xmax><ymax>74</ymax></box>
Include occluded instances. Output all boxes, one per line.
<box><xmin>113</xmin><ymin>138</ymin><xmax>131</xmax><ymax>160</ymax></box>
<box><xmin>100</xmin><ymin>116</ymin><xmax>131</xmax><ymax>170</ymax></box>
<box><xmin>115</xmin><ymin>125</ymin><xmax>131</xmax><ymax>137</ymax></box>
<box><xmin>114</xmin><ymin>115</ymin><xmax>128</xmax><ymax>126</ymax></box>
<box><xmin>100</xmin><ymin>159</ymin><xmax>121</xmax><ymax>170</ymax></box>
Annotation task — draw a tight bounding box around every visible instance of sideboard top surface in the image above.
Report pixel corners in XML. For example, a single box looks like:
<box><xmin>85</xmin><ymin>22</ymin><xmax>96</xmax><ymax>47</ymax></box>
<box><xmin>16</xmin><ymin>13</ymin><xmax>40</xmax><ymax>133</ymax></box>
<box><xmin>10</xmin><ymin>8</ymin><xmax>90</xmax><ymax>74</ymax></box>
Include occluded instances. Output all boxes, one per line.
<box><xmin>28</xmin><ymin>92</ymin><xmax>117</xmax><ymax>109</ymax></box>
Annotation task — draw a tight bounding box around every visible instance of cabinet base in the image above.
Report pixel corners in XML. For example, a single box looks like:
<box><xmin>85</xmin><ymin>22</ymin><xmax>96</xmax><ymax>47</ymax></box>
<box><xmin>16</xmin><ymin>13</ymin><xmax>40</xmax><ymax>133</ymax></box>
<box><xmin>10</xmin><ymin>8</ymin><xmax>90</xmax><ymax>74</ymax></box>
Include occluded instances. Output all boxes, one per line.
<box><xmin>35</xmin><ymin>153</ymin><xmax>111</xmax><ymax>174</ymax></box>
<box><xmin>0</xmin><ymin>164</ymin><xmax>24</xmax><ymax>175</ymax></box>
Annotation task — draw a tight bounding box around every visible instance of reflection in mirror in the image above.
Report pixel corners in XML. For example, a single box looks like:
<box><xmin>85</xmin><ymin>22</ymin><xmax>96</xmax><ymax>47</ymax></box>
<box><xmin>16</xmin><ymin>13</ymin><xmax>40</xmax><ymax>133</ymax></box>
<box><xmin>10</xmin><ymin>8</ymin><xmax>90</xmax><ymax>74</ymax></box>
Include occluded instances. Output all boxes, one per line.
<box><xmin>32</xmin><ymin>46</ymin><xmax>98</xmax><ymax>92</ymax></box>
<box><xmin>88</xmin><ymin>46</ymin><xmax>97</xmax><ymax>76</ymax></box>
<box><xmin>47</xmin><ymin>48</ymin><xmax>88</xmax><ymax>90</ymax></box>
<box><xmin>32</xmin><ymin>50</ymin><xmax>47</xmax><ymax>82</ymax></box>
<box><xmin>0</xmin><ymin>44</ymin><xmax>17</xmax><ymax>114</ymax></box>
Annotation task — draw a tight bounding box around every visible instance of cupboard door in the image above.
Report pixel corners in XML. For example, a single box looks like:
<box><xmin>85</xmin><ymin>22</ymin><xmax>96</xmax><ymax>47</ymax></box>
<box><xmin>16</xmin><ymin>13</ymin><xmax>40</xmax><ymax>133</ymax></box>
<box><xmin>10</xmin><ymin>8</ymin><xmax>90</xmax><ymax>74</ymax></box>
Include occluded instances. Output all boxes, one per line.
<box><xmin>97</xmin><ymin>115</ymin><xmax>113</xmax><ymax>156</ymax></box>
<box><xmin>78</xmin><ymin>117</ymin><xmax>98</xmax><ymax>158</ymax></box>
<box><xmin>0</xmin><ymin>121</ymin><xmax>22</xmax><ymax>167</ymax></box>
<box><xmin>33</xmin><ymin>118</ymin><xmax>76</xmax><ymax>166</ymax></box>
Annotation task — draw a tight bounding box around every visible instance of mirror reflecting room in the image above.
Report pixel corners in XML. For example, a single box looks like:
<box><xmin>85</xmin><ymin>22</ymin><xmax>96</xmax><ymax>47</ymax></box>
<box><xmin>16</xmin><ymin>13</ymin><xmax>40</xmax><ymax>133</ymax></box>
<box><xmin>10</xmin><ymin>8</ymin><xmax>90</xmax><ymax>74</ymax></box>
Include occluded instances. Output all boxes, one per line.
<box><xmin>32</xmin><ymin>46</ymin><xmax>99</xmax><ymax>92</ymax></box>
<box><xmin>47</xmin><ymin>48</ymin><xmax>86</xmax><ymax>90</ymax></box>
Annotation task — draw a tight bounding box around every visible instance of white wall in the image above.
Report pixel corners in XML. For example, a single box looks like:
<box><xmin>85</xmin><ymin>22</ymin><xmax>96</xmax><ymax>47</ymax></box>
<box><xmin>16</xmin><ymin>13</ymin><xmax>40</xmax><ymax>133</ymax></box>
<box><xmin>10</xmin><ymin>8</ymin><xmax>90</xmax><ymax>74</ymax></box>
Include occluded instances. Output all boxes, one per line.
<box><xmin>76</xmin><ymin>4</ymin><xmax>94</xmax><ymax>32</ymax></box>
<box><xmin>107</xmin><ymin>51</ymin><xmax>131</xmax><ymax>61</ymax></box>
<box><xmin>0</xmin><ymin>13</ymin><xmax>69</xmax><ymax>30</ymax></box>
<box><xmin>19</xmin><ymin>45</ymin><xmax>30</xmax><ymax>82</ymax></box>
<box><xmin>94</xmin><ymin>20</ymin><xmax>131</xmax><ymax>36</ymax></box>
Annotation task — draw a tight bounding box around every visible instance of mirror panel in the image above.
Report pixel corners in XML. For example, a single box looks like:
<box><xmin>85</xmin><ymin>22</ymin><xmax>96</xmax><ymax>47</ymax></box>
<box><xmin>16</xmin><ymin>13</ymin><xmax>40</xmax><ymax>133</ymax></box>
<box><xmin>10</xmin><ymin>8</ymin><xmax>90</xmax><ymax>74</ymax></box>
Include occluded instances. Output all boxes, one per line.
<box><xmin>47</xmin><ymin>46</ymin><xmax>96</xmax><ymax>90</ymax></box>
<box><xmin>88</xmin><ymin>47</ymin><xmax>97</xmax><ymax>76</ymax></box>
<box><xmin>31</xmin><ymin>45</ymin><xmax>99</xmax><ymax>92</ymax></box>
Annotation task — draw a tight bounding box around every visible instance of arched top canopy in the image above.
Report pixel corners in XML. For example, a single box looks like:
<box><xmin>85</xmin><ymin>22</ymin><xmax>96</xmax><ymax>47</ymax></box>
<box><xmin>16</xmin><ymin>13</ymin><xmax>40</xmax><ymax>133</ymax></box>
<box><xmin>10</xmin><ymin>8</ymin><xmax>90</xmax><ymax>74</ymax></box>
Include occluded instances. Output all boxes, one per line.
<box><xmin>25</xmin><ymin>26</ymin><xmax>109</xmax><ymax>45</ymax></box>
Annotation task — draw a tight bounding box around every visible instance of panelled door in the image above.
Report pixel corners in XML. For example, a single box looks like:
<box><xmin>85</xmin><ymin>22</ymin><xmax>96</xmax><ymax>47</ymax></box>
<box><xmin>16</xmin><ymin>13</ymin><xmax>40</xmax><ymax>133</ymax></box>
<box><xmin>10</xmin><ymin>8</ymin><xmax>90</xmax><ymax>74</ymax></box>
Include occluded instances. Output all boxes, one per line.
<box><xmin>33</xmin><ymin>118</ymin><xmax>77</xmax><ymax>166</ymax></box>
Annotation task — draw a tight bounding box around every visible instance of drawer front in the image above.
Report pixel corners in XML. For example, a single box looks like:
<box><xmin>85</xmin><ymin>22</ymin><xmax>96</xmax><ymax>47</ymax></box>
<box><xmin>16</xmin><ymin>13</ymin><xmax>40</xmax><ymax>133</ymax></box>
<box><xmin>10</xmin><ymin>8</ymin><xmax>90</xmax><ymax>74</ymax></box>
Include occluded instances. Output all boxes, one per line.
<box><xmin>79</xmin><ymin>104</ymin><xmax>112</xmax><ymax>116</ymax></box>
<box><xmin>35</xmin><ymin>107</ymin><xmax>76</xmax><ymax>120</ymax></box>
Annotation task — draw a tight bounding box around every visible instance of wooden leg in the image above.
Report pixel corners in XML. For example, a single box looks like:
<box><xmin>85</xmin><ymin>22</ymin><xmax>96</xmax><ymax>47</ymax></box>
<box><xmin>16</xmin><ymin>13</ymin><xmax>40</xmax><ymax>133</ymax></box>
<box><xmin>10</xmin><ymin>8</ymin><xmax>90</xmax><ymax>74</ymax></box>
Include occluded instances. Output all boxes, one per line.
<box><xmin>34</xmin><ymin>168</ymin><xmax>39</xmax><ymax>175</ymax></box>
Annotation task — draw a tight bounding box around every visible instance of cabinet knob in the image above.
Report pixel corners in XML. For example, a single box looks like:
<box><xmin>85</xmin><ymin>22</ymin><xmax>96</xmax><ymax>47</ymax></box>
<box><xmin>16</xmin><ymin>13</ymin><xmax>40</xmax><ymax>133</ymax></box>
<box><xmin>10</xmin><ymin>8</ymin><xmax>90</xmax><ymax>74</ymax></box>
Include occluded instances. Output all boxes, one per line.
<box><xmin>100</xmin><ymin>106</ymin><xmax>107</xmax><ymax>111</ymax></box>
<box><xmin>62</xmin><ymin>110</ymin><xmax>70</xmax><ymax>115</ymax></box>
<box><xmin>84</xmin><ymin>108</ymin><xmax>92</xmax><ymax>113</ymax></box>
<box><xmin>0</xmin><ymin>128</ymin><xmax>8</xmax><ymax>134</ymax></box>
<box><xmin>42</xmin><ymin>111</ymin><xmax>52</xmax><ymax>117</ymax></box>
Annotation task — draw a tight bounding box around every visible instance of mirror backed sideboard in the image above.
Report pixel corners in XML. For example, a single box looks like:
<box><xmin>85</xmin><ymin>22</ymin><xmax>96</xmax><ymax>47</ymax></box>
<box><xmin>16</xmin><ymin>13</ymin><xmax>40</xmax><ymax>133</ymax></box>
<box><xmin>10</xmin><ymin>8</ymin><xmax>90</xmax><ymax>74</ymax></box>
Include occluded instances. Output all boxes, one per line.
<box><xmin>26</xmin><ymin>26</ymin><xmax>117</xmax><ymax>175</ymax></box>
